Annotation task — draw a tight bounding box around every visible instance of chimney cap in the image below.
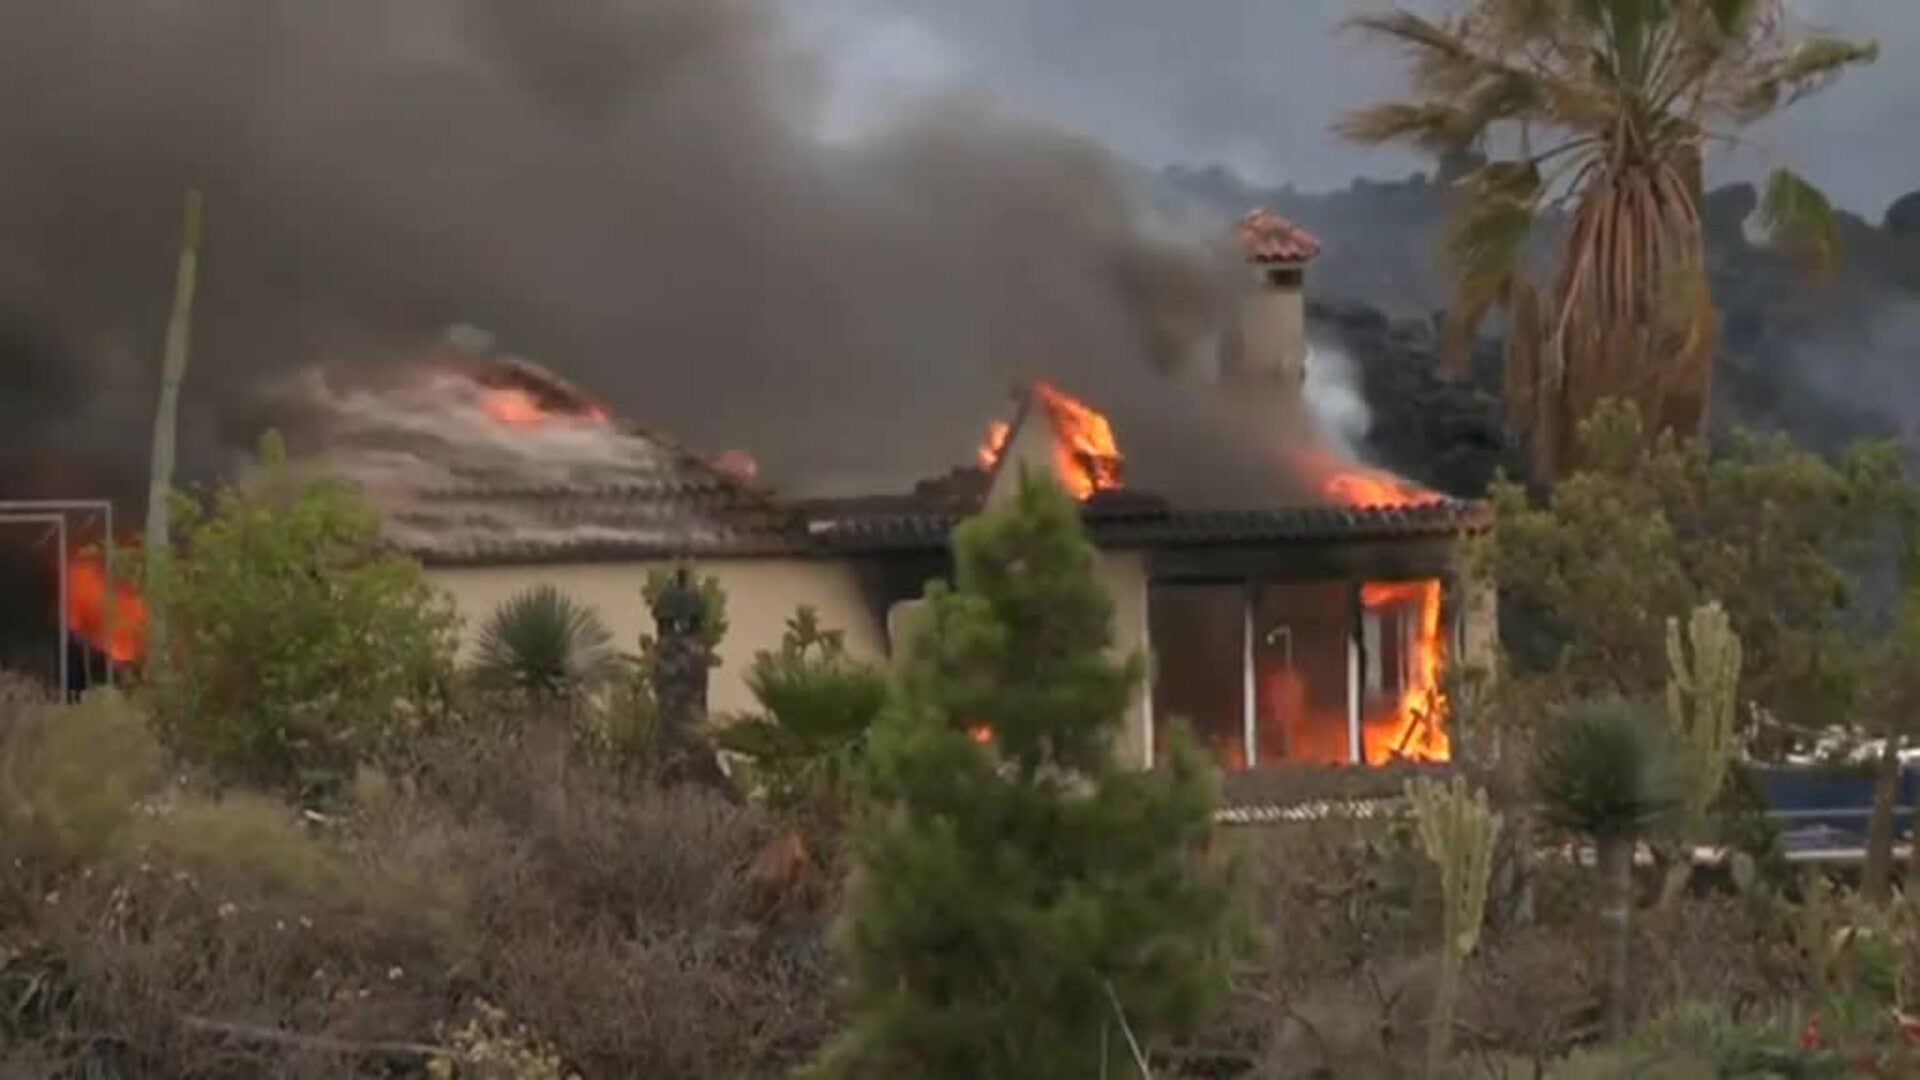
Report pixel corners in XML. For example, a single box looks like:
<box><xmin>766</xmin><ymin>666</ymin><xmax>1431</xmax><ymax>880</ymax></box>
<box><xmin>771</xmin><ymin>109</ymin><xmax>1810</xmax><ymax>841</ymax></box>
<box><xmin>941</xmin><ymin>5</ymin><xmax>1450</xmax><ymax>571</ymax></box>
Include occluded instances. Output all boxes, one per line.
<box><xmin>1238</xmin><ymin>208</ymin><xmax>1321</xmax><ymax>264</ymax></box>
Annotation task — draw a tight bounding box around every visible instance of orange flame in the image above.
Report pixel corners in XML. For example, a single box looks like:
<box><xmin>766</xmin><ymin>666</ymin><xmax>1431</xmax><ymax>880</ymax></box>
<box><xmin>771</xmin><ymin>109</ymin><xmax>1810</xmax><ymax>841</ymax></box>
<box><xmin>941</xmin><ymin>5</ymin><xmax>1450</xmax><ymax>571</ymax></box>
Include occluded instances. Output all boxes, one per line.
<box><xmin>1300</xmin><ymin>451</ymin><xmax>1450</xmax><ymax>765</ymax></box>
<box><xmin>66</xmin><ymin>553</ymin><xmax>147</xmax><ymax>664</ymax></box>
<box><xmin>968</xmin><ymin>724</ymin><xmax>994</xmax><ymax>746</ymax></box>
<box><xmin>979</xmin><ymin>421</ymin><xmax>1011</xmax><ymax>470</ymax></box>
<box><xmin>1358</xmin><ymin>580</ymin><xmax>1448</xmax><ymax>764</ymax></box>
<box><xmin>976</xmin><ymin>381</ymin><xmax>1123</xmax><ymax>501</ymax></box>
<box><xmin>479</xmin><ymin>387</ymin><xmax>611</xmax><ymax>428</ymax></box>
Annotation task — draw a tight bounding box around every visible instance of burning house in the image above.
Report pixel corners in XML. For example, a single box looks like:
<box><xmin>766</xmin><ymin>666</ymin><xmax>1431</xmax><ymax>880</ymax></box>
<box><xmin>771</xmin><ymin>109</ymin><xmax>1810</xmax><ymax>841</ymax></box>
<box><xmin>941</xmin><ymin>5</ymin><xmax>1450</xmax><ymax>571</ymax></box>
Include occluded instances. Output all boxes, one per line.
<box><xmin>301</xmin><ymin>210</ymin><xmax>1492</xmax><ymax>775</ymax></box>
<box><xmin>0</xmin><ymin>206</ymin><xmax>1489</xmax><ymax>775</ymax></box>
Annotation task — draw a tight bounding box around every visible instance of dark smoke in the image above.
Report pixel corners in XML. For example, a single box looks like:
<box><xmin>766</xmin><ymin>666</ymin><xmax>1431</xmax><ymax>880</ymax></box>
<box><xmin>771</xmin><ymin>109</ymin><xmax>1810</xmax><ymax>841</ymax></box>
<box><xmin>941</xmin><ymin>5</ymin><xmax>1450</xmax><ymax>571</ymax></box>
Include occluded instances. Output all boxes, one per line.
<box><xmin>0</xmin><ymin>0</ymin><xmax>1330</xmax><ymax>511</ymax></box>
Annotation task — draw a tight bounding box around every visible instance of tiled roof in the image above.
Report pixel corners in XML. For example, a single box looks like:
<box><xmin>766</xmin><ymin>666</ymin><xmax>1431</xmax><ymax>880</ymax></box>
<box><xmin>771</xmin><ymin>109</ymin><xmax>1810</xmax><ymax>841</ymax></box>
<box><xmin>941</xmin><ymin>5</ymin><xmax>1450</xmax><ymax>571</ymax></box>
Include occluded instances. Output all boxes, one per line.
<box><xmin>1238</xmin><ymin>208</ymin><xmax>1322</xmax><ymax>264</ymax></box>
<box><xmin>801</xmin><ymin>495</ymin><xmax>1490</xmax><ymax>554</ymax></box>
<box><xmin>299</xmin><ymin>364</ymin><xmax>803</xmax><ymax>566</ymax></box>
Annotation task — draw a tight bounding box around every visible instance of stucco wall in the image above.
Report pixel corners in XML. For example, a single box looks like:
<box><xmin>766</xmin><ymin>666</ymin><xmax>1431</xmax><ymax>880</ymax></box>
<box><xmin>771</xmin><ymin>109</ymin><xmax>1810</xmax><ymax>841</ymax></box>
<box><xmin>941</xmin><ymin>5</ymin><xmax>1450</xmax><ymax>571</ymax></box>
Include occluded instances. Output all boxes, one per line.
<box><xmin>427</xmin><ymin>558</ymin><xmax>887</xmax><ymax>718</ymax></box>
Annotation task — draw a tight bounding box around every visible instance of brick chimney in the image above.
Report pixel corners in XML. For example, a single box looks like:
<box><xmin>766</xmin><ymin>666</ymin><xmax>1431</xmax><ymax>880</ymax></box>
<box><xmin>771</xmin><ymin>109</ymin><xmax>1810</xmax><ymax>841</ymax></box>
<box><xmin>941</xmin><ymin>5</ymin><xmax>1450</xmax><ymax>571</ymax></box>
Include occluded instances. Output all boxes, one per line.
<box><xmin>1228</xmin><ymin>209</ymin><xmax>1320</xmax><ymax>390</ymax></box>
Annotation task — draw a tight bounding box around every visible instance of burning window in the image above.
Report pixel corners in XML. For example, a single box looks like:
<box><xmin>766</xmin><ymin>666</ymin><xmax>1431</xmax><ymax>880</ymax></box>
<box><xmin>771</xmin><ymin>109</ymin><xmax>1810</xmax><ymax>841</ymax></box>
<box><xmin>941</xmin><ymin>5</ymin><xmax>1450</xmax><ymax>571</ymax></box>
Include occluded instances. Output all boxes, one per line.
<box><xmin>1254</xmin><ymin>582</ymin><xmax>1352</xmax><ymax>766</ymax></box>
<box><xmin>1149</xmin><ymin>576</ymin><xmax>1451</xmax><ymax>772</ymax></box>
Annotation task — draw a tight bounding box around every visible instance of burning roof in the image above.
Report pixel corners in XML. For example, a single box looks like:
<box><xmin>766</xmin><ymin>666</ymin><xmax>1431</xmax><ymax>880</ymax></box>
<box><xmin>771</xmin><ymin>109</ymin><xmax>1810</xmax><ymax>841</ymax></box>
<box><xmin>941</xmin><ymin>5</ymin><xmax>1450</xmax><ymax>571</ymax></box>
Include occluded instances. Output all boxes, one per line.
<box><xmin>1238</xmin><ymin>209</ymin><xmax>1322</xmax><ymax>264</ymax></box>
<box><xmin>291</xmin><ymin>357</ymin><xmax>794</xmax><ymax>564</ymax></box>
<box><xmin>294</xmin><ymin>343</ymin><xmax>1486</xmax><ymax>566</ymax></box>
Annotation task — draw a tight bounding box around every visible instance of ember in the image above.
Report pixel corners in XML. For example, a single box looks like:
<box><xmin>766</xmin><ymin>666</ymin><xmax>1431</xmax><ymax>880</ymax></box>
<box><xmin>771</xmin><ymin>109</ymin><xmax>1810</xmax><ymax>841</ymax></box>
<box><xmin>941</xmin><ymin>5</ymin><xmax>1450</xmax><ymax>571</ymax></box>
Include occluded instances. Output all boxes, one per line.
<box><xmin>66</xmin><ymin>551</ymin><xmax>146</xmax><ymax>665</ymax></box>
<box><xmin>976</xmin><ymin>380</ymin><xmax>1123</xmax><ymax>501</ymax></box>
<box><xmin>479</xmin><ymin>386</ymin><xmax>611</xmax><ymax>428</ymax></box>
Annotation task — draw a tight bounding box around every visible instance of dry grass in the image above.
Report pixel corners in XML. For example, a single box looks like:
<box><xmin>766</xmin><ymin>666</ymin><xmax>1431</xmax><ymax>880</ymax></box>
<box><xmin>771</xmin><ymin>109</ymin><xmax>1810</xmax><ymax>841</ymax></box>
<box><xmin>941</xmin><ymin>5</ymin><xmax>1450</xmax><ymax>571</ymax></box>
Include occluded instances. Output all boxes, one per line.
<box><xmin>0</xmin><ymin>697</ymin><xmax>833</xmax><ymax>1078</ymax></box>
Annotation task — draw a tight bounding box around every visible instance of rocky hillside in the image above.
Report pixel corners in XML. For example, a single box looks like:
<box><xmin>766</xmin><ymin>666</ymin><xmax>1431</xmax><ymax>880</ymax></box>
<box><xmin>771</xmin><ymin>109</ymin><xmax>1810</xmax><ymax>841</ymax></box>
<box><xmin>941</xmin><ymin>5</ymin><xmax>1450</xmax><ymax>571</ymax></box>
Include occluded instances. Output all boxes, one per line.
<box><xmin>1167</xmin><ymin>165</ymin><xmax>1920</xmax><ymax>495</ymax></box>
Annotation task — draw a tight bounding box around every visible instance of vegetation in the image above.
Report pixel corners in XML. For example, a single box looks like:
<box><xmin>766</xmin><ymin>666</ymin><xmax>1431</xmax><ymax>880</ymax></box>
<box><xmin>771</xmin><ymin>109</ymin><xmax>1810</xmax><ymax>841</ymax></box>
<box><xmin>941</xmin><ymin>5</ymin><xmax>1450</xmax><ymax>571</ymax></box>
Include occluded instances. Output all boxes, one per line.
<box><xmin>809</xmin><ymin>471</ymin><xmax>1244</xmax><ymax>1078</ymax></box>
<box><xmin>1659</xmin><ymin>600</ymin><xmax>1743</xmax><ymax>905</ymax></box>
<box><xmin>720</xmin><ymin>608</ymin><xmax>888</xmax><ymax>831</ymax></box>
<box><xmin>1339</xmin><ymin>0</ymin><xmax>1877</xmax><ymax>476</ymax></box>
<box><xmin>1472</xmin><ymin>400</ymin><xmax>1908</xmax><ymax>746</ymax></box>
<box><xmin>143</xmin><ymin>432</ymin><xmax>459</xmax><ymax>801</ymax></box>
<box><xmin>1535</xmin><ymin>697</ymin><xmax>1680</xmax><ymax>1039</ymax></box>
<box><xmin>1405</xmin><ymin>775</ymin><xmax>1501</xmax><ymax>1075</ymax></box>
<box><xmin>472</xmin><ymin>584</ymin><xmax>618</xmax><ymax>703</ymax></box>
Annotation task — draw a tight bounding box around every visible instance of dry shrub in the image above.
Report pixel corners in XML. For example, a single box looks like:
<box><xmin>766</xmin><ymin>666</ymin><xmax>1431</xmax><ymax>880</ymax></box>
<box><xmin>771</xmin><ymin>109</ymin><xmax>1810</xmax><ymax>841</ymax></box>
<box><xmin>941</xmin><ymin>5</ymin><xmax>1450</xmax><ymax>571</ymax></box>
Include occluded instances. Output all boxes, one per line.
<box><xmin>0</xmin><ymin>691</ymin><xmax>164</xmax><ymax>879</ymax></box>
<box><xmin>1</xmin><ymin>702</ymin><xmax>830</xmax><ymax>1078</ymax></box>
<box><xmin>13</xmin><ymin>779</ymin><xmax>466</xmax><ymax>1078</ymax></box>
<box><xmin>366</xmin><ymin>732</ymin><xmax>837</xmax><ymax>1078</ymax></box>
<box><xmin>1186</xmin><ymin>817</ymin><xmax>1434</xmax><ymax>1077</ymax></box>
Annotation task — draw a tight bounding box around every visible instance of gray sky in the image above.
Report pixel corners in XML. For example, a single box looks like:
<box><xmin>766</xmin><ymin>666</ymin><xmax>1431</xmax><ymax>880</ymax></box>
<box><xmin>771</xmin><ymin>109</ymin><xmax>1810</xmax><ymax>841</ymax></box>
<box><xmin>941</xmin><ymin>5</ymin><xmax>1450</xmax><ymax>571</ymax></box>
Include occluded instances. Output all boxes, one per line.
<box><xmin>787</xmin><ymin>0</ymin><xmax>1920</xmax><ymax>217</ymax></box>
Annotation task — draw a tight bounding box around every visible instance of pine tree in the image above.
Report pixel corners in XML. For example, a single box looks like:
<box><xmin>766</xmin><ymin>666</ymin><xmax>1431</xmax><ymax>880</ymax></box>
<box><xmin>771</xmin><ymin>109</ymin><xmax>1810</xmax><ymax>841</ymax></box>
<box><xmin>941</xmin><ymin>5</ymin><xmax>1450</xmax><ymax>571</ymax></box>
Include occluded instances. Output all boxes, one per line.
<box><xmin>807</xmin><ymin>469</ymin><xmax>1244</xmax><ymax>1079</ymax></box>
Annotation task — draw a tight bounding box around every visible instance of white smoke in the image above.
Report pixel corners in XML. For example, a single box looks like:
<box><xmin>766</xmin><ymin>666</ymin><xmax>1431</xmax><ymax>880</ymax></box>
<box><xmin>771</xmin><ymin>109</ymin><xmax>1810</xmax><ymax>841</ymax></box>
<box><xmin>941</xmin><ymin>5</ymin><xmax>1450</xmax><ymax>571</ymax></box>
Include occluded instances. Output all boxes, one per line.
<box><xmin>1301</xmin><ymin>340</ymin><xmax>1372</xmax><ymax>458</ymax></box>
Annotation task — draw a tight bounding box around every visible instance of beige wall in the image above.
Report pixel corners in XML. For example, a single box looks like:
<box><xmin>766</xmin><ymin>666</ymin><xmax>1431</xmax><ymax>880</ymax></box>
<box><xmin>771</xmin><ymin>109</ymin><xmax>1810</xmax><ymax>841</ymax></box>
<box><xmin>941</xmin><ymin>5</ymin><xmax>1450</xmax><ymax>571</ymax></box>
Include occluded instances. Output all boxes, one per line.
<box><xmin>1102</xmin><ymin>550</ymin><xmax>1153</xmax><ymax>768</ymax></box>
<box><xmin>428</xmin><ymin>558</ymin><xmax>887</xmax><ymax>718</ymax></box>
<box><xmin>1237</xmin><ymin>277</ymin><xmax>1307</xmax><ymax>386</ymax></box>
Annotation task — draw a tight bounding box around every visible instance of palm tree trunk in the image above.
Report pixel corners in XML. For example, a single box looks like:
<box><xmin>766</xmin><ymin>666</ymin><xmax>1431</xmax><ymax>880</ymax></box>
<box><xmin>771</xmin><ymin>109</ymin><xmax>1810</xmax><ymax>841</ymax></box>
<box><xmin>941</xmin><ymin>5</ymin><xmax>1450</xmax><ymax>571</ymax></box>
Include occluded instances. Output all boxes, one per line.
<box><xmin>1596</xmin><ymin>835</ymin><xmax>1635</xmax><ymax>1041</ymax></box>
<box><xmin>144</xmin><ymin>189</ymin><xmax>205</xmax><ymax>670</ymax></box>
<box><xmin>1862</xmin><ymin>745</ymin><xmax>1901</xmax><ymax>903</ymax></box>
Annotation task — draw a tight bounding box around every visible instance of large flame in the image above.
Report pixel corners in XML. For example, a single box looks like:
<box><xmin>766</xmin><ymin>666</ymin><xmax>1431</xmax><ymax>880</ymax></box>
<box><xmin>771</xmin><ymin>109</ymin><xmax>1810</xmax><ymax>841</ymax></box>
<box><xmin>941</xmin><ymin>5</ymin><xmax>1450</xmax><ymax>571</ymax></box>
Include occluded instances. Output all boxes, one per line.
<box><xmin>1359</xmin><ymin>580</ymin><xmax>1448</xmax><ymax>764</ymax></box>
<box><xmin>1310</xmin><ymin>451</ymin><xmax>1450</xmax><ymax>765</ymax></box>
<box><xmin>66</xmin><ymin>552</ymin><xmax>147</xmax><ymax>664</ymax></box>
<box><xmin>976</xmin><ymin>381</ymin><xmax>1123</xmax><ymax>501</ymax></box>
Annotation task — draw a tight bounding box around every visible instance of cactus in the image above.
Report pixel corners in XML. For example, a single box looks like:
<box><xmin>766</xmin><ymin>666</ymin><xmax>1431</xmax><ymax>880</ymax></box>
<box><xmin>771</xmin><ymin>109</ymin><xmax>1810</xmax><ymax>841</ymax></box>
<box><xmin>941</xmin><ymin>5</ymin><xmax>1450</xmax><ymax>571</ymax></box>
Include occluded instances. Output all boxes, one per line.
<box><xmin>1661</xmin><ymin>601</ymin><xmax>1743</xmax><ymax>907</ymax></box>
<box><xmin>1406</xmin><ymin>775</ymin><xmax>1502</xmax><ymax>1077</ymax></box>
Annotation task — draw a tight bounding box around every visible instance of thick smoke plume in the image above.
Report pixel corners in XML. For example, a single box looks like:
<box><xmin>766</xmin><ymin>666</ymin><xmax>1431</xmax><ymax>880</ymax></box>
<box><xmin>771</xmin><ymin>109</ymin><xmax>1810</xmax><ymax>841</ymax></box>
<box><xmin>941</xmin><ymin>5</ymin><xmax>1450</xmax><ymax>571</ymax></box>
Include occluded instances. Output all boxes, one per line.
<box><xmin>0</xmin><ymin>0</ymin><xmax>1333</xmax><ymax>512</ymax></box>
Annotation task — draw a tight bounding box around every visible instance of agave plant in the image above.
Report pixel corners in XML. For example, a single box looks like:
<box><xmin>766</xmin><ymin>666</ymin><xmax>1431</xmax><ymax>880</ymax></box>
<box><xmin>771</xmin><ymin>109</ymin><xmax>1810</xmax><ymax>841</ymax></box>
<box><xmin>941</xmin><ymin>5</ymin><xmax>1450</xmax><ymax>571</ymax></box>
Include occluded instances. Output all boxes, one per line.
<box><xmin>473</xmin><ymin>585</ymin><xmax>619</xmax><ymax>701</ymax></box>
<box><xmin>1535</xmin><ymin>696</ymin><xmax>1682</xmax><ymax>1040</ymax></box>
<box><xmin>1338</xmin><ymin>0</ymin><xmax>1877</xmax><ymax>477</ymax></box>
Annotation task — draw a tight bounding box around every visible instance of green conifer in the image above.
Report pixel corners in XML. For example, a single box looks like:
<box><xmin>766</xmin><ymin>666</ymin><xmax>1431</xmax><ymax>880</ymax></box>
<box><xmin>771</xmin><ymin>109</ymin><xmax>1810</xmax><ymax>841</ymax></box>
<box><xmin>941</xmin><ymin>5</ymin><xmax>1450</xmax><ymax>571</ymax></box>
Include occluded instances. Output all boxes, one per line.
<box><xmin>808</xmin><ymin>469</ymin><xmax>1244</xmax><ymax>1079</ymax></box>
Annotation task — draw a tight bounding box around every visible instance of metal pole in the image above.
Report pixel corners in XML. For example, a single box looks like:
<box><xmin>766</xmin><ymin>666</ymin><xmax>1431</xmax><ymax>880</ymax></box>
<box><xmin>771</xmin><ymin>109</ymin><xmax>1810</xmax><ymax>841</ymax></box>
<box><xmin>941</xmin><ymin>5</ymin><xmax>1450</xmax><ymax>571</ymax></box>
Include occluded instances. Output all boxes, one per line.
<box><xmin>103</xmin><ymin>502</ymin><xmax>115</xmax><ymax>688</ymax></box>
<box><xmin>54</xmin><ymin>515</ymin><xmax>68</xmax><ymax>700</ymax></box>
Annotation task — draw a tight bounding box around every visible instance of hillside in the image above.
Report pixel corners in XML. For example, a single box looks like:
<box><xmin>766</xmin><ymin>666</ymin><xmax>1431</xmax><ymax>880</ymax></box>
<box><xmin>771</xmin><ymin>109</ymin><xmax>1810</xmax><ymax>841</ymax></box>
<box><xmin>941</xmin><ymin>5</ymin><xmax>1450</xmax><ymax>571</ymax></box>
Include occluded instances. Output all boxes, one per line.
<box><xmin>1165</xmin><ymin>164</ymin><xmax>1920</xmax><ymax>494</ymax></box>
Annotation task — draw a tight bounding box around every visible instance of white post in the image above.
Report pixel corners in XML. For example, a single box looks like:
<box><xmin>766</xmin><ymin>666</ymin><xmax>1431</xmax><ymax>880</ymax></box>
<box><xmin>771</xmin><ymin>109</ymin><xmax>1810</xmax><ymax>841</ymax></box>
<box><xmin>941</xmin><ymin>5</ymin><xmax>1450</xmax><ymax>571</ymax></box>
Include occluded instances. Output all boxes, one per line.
<box><xmin>54</xmin><ymin>516</ymin><xmax>68</xmax><ymax>699</ymax></box>
<box><xmin>1241</xmin><ymin>587</ymin><xmax>1257</xmax><ymax>769</ymax></box>
<box><xmin>1140</xmin><ymin>576</ymin><xmax>1155</xmax><ymax>769</ymax></box>
<box><xmin>1347</xmin><ymin>587</ymin><xmax>1364</xmax><ymax>766</ymax></box>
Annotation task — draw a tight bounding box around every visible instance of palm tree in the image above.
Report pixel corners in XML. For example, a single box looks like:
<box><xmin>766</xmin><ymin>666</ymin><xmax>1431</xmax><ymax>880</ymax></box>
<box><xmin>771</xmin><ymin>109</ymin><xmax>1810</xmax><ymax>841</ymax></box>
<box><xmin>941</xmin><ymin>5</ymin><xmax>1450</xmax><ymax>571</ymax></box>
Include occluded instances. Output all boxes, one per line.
<box><xmin>1534</xmin><ymin>696</ymin><xmax>1680</xmax><ymax>1040</ymax></box>
<box><xmin>1337</xmin><ymin>0</ymin><xmax>1877</xmax><ymax>477</ymax></box>
<box><xmin>473</xmin><ymin>585</ymin><xmax>618</xmax><ymax>702</ymax></box>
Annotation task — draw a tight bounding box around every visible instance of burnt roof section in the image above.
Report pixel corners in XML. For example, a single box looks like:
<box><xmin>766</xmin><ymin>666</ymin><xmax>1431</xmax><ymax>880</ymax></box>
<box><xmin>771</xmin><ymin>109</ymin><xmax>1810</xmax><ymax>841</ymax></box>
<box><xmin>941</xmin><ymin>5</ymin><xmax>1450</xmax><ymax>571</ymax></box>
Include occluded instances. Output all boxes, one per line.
<box><xmin>1238</xmin><ymin>208</ymin><xmax>1322</xmax><ymax>264</ymax></box>
<box><xmin>305</xmin><ymin>360</ymin><xmax>806</xmax><ymax>566</ymax></box>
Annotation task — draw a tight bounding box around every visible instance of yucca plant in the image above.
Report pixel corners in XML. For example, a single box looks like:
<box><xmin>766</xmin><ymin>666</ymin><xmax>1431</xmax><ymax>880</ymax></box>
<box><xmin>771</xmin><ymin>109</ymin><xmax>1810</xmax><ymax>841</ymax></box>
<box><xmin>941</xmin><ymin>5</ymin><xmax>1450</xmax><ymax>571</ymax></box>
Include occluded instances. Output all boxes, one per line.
<box><xmin>473</xmin><ymin>585</ymin><xmax>619</xmax><ymax>702</ymax></box>
<box><xmin>1337</xmin><ymin>0</ymin><xmax>1877</xmax><ymax>477</ymax></box>
<box><xmin>1535</xmin><ymin>696</ymin><xmax>1682</xmax><ymax>1040</ymax></box>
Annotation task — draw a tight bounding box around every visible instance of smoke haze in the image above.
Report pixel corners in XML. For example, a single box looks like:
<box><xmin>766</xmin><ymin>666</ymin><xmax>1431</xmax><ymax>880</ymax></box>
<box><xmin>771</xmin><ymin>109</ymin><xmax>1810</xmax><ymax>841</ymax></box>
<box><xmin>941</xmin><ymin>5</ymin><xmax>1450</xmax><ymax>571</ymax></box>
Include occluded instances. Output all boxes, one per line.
<box><xmin>0</xmin><ymin>0</ymin><xmax>1324</xmax><ymax>511</ymax></box>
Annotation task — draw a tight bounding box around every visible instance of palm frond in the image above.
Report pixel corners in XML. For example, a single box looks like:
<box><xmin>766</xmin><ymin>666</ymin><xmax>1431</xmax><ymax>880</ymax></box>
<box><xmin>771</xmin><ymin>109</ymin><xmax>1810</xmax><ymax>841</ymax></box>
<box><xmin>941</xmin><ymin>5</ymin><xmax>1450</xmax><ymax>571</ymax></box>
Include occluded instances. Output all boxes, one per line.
<box><xmin>1333</xmin><ymin>102</ymin><xmax>1477</xmax><ymax>153</ymax></box>
<box><xmin>473</xmin><ymin>584</ymin><xmax>618</xmax><ymax>699</ymax></box>
<box><xmin>1446</xmin><ymin>161</ymin><xmax>1542</xmax><ymax>289</ymax></box>
<box><xmin>1342</xmin><ymin>9</ymin><xmax>1474</xmax><ymax>59</ymax></box>
<box><xmin>1735</xmin><ymin>36</ymin><xmax>1879</xmax><ymax>121</ymax></box>
<box><xmin>1703</xmin><ymin>0</ymin><xmax>1764</xmax><ymax>38</ymax></box>
<box><xmin>1757</xmin><ymin>167</ymin><xmax>1840</xmax><ymax>279</ymax></box>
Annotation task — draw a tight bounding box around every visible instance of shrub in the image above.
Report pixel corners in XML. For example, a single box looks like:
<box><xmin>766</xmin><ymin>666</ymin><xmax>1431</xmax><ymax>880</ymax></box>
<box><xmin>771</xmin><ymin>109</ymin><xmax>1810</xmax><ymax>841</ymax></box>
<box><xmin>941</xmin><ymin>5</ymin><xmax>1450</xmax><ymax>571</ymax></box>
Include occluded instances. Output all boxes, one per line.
<box><xmin>0</xmin><ymin>691</ymin><xmax>163</xmax><ymax>880</ymax></box>
<box><xmin>471</xmin><ymin>584</ymin><xmax>619</xmax><ymax>702</ymax></box>
<box><xmin>720</xmin><ymin>607</ymin><xmax>888</xmax><ymax>826</ymax></box>
<box><xmin>145</xmin><ymin>432</ymin><xmax>459</xmax><ymax>800</ymax></box>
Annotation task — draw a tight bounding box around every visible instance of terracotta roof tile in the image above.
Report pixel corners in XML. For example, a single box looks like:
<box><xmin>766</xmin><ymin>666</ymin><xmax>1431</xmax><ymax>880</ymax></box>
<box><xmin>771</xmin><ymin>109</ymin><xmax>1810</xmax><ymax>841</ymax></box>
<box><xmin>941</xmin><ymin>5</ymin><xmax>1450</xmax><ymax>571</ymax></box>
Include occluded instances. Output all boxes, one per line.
<box><xmin>1238</xmin><ymin>208</ymin><xmax>1322</xmax><ymax>264</ymax></box>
